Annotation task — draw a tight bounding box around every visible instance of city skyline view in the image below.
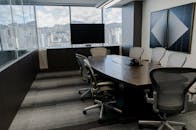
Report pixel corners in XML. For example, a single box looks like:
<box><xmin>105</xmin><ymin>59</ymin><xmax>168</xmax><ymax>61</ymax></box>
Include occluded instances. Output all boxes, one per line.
<box><xmin>36</xmin><ymin>6</ymin><xmax>122</xmax><ymax>48</ymax></box>
<box><xmin>0</xmin><ymin>5</ymin><xmax>122</xmax><ymax>50</ymax></box>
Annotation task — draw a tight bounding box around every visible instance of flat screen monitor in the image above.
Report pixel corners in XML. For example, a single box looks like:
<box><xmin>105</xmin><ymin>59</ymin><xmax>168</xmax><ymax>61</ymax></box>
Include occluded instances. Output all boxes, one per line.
<box><xmin>70</xmin><ymin>24</ymin><xmax>104</xmax><ymax>44</ymax></box>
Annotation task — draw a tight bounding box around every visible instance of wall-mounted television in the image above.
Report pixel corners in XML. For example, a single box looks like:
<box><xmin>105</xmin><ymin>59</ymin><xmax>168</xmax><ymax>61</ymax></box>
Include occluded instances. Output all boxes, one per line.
<box><xmin>70</xmin><ymin>24</ymin><xmax>105</xmax><ymax>44</ymax></box>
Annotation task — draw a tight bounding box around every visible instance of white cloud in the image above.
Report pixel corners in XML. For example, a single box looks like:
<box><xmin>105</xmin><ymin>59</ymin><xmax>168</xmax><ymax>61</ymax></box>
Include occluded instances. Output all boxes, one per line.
<box><xmin>0</xmin><ymin>5</ymin><xmax>12</xmax><ymax>25</ymax></box>
<box><xmin>104</xmin><ymin>8</ymin><xmax>122</xmax><ymax>24</ymax></box>
<box><xmin>71</xmin><ymin>7</ymin><xmax>102</xmax><ymax>23</ymax></box>
<box><xmin>35</xmin><ymin>6</ymin><xmax>122</xmax><ymax>27</ymax></box>
<box><xmin>12</xmin><ymin>6</ymin><xmax>24</xmax><ymax>24</ymax></box>
<box><xmin>36</xmin><ymin>6</ymin><xmax>70</xmax><ymax>27</ymax></box>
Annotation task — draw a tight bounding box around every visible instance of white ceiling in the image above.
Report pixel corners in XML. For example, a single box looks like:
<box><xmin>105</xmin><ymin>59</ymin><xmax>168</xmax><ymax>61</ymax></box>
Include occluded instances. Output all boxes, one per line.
<box><xmin>22</xmin><ymin>0</ymin><xmax>142</xmax><ymax>6</ymax></box>
<box><xmin>28</xmin><ymin>0</ymin><xmax>103</xmax><ymax>6</ymax></box>
<box><xmin>22</xmin><ymin>0</ymin><xmax>104</xmax><ymax>6</ymax></box>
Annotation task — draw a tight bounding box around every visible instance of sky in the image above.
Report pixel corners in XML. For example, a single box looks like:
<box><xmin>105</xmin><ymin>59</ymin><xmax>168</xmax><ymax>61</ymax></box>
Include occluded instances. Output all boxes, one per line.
<box><xmin>0</xmin><ymin>5</ymin><xmax>122</xmax><ymax>27</ymax></box>
<box><xmin>0</xmin><ymin>5</ymin><xmax>12</xmax><ymax>25</ymax></box>
<box><xmin>36</xmin><ymin>6</ymin><xmax>70</xmax><ymax>27</ymax></box>
<box><xmin>36</xmin><ymin>6</ymin><xmax>122</xmax><ymax>28</ymax></box>
<box><xmin>0</xmin><ymin>5</ymin><xmax>35</xmax><ymax>25</ymax></box>
<box><xmin>71</xmin><ymin>7</ymin><xmax>102</xmax><ymax>24</ymax></box>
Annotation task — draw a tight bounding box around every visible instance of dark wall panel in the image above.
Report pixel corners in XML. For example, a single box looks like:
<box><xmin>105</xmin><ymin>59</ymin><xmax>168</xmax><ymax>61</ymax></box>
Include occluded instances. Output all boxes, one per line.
<box><xmin>0</xmin><ymin>50</ymin><xmax>39</xmax><ymax>130</ymax></box>
<box><xmin>133</xmin><ymin>1</ymin><xmax>142</xmax><ymax>47</ymax></box>
<box><xmin>47</xmin><ymin>46</ymin><xmax>119</xmax><ymax>71</ymax></box>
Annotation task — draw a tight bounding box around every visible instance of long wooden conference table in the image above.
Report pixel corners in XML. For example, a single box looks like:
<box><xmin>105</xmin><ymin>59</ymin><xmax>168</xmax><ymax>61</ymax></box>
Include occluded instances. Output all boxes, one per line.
<box><xmin>88</xmin><ymin>55</ymin><xmax>160</xmax><ymax>87</ymax></box>
<box><xmin>88</xmin><ymin>55</ymin><xmax>161</xmax><ymax>119</ymax></box>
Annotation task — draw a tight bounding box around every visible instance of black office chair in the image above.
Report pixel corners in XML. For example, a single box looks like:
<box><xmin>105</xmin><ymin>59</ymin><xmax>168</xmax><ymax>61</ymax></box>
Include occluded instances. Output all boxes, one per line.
<box><xmin>83</xmin><ymin>59</ymin><xmax>122</xmax><ymax>121</ymax></box>
<box><xmin>138</xmin><ymin>68</ymin><xmax>196</xmax><ymax>130</ymax></box>
<box><xmin>75</xmin><ymin>53</ymin><xmax>91</xmax><ymax>100</ymax></box>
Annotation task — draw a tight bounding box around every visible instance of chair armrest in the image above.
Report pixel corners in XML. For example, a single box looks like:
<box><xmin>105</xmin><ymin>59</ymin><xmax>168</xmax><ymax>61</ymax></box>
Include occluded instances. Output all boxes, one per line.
<box><xmin>144</xmin><ymin>89</ymin><xmax>154</xmax><ymax>104</ymax></box>
<box><xmin>188</xmin><ymin>84</ymin><xmax>196</xmax><ymax>103</ymax></box>
<box><xmin>97</xmin><ymin>81</ymin><xmax>114</xmax><ymax>86</ymax></box>
<box><xmin>189</xmin><ymin>85</ymin><xmax>196</xmax><ymax>94</ymax></box>
<box><xmin>188</xmin><ymin>83</ymin><xmax>196</xmax><ymax>94</ymax></box>
<box><xmin>94</xmin><ymin>74</ymin><xmax>99</xmax><ymax>77</ymax></box>
<box><xmin>144</xmin><ymin>89</ymin><xmax>159</xmax><ymax>113</ymax></box>
<box><xmin>152</xmin><ymin>91</ymin><xmax>159</xmax><ymax>113</ymax></box>
<box><xmin>182</xmin><ymin>93</ymin><xmax>189</xmax><ymax>113</ymax></box>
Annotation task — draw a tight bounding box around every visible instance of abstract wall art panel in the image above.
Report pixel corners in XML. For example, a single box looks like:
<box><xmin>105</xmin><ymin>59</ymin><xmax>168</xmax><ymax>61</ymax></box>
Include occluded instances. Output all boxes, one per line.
<box><xmin>150</xmin><ymin>3</ymin><xmax>195</xmax><ymax>53</ymax></box>
<box><xmin>167</xmin><ymin>4</ymin><xmax>194</xmax><ymax>53</ymax></box>
<box><xmin>150</xmin><ymin>10</ymin><xmax>168</xmax><ymax>48</ymax></box>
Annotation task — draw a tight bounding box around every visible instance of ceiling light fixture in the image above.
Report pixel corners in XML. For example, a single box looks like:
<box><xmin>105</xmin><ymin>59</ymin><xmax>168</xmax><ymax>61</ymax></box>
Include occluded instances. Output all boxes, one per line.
<box><xmin>104</xmin><ymin>0</ymin><xmax>122</xmax><ymax>8</ymax></box>
<box><xmin>96</xmin><ymin>0</ymin><xmax>122</xmax><ymax>8</ymax></box>
<box><xmin>96</xmin><ymin>0</ymin><xmax>113</xmax><ymax>8</ymax></box>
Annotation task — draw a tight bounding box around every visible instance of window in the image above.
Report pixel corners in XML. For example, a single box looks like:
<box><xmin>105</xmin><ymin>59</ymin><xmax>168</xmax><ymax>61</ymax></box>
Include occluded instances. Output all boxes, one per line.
<box><xmin>23</xmin><ymin>5</ymin><xmax>37</xmax><ymax>49</ymax></box>
<box><xmin>0</xmin><ymin>5</ymin><xmax>15</xmax><ymax>50</ymax></box>
<box><xmin>71</xmin><ymin>7</ymin><xmax>102</xmax><ymax>24</ymax></box>
<box><xmin>0</xmin><ymin>3</ymin><xmax>38</xmax><ymax>68</ymax></box>
<box><xmin>103</xmin><ymin>8</ymin><xmax>122</xmax><ymax>45</ymax></box>
<box><xmin>36</xmin><ymin>6</ymin><xmax>70</xmax><ymax>48</ymax></box>
<box><xmin>12</xmin><ymin>5</ymin><xmax>27</xmax><ymax>50</ymax></box>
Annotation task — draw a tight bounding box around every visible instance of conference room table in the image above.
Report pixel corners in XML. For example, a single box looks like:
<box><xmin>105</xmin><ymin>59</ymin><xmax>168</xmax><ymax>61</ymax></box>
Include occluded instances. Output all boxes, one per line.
<box><xmin>88</xmin><ymin>55</ymin><xmax>161</xmax><ymax>119</ymax></box>
<box><xmin>88</xmin><ymin>54</ymin><xmax>161</xmax><ymax>87</ymax></box>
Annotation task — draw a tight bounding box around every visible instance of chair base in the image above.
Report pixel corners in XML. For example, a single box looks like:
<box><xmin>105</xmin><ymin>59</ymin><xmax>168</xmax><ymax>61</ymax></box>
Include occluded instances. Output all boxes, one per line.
<box><xmin>83</xmin><ymin>99</ymin><xmax>122</xmax><ymax>120</ymax></box>
<box><xmin>78</xmin><ymin>88</ymin><xmax>91</xmax><ymax>100</ymax></box>
<box><xmin>138</xmin><ymin>120</ymin><xmax>186</xmax><ymax>130</ymax></box>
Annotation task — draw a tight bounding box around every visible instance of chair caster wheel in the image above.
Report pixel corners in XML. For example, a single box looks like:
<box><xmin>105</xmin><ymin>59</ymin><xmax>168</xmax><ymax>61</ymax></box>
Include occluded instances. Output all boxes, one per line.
<box><xmin>83</xmin><ymin>110</ymin><xmax>87</xmax><ymax>115</ymax></box>
<box><xmin>78</xmin><ymin>91</ymin><xmax>81</xmax><ymax>94</ymax></box>
<box><xmin>182</xmin><ymin>126</ymin><xmax>187</xmax><ymax>130</ymax></box>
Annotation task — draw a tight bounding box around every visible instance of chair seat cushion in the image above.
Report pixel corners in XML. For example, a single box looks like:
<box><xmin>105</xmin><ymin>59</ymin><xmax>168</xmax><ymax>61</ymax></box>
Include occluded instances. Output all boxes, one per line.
<box><xmin>94</xmin><ymin>86</ymin><xmax>115</xmax><ymax>102</ymax></box>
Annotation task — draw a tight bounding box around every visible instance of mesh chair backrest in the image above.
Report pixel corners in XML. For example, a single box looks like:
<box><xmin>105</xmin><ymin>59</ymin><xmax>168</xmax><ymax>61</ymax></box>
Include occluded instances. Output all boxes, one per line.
<box><xmin>75</xmin><ymin>54</ymin><xmax>88</xmax><ymax>78</ymax></box>
<box><xmin>150</xmin><ymin>68</ymin><xmax>196</xmax><ymax>113</ymax></box>
<box><xmin>84</xmin><ymin>59</ymin><xmax>97</xmax><ymax>86</ymax></box>
<box><xmin>129</xmin><ymin>47</ymin><xmax>144</xmax><ymax>60</ymax></box>
<box><xmin>90</xmin><ymin>47</ymin><xmax>107</xmax><ymax>56</ymax></box>
<box><xmin>166</xmin><ymin>53</ymin><xmax>187</xmax><ymax>67</ymax></box>
<box><xmin>151</xmin><ymin>47</ymin><xmax>166</xmax><ymax>65</ymax></box>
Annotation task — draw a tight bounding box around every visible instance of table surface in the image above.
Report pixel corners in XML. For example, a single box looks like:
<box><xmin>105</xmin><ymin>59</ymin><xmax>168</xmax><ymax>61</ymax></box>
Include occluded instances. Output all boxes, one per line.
<box><xmin>88</xmin><ymin>55</ymin><xmax>161</xmax><ymax>87</ymax></box>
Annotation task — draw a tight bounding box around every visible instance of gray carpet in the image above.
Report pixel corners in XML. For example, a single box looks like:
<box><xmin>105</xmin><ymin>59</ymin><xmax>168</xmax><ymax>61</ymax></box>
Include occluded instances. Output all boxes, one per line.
<box><xmin>9</xmin><ymin>70</ymin><xmax>196</xmax><ymax>130</ymax></box>
<box><xmin>9</xmin><ymin>71</ymin><xmax>100</xmax><ymax>130</ymax></box>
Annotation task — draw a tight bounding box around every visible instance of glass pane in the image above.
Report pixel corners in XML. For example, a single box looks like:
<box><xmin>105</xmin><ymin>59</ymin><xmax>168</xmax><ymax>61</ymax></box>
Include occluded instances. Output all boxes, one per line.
<box><xmin>12</xmin><ymin>5</ymin><xmax>24</xmax><ymax>24</ymax></box>
<box><xmin>12</xmin><ymin>5</ymin><xmax>26</xmax><ymax>50</ymax></box>
<box><xmin>0</xmin><ymin>4</ymin><xmax>17</xmax><ymax>67</ymax></box>
<box><xmin>103</xmin><ymin>8</ymin><xmax>122</xmax><ymax>45</ymax></box>
<box><xmin>11</xmin><ymin>0</ymin><xmax>21</xmax><ymax>5</ymax></box>
<box><xmin>0</xmin><ymin>5</ymin><xmax>15</xmax><ymax>50</ymax></box>
<box><xmin>0</xmin><ymin>0</ymin><xmax>9</xmax><ymax>4</ymax></box>
<box><xmin>36</xmin><ymin>6</ymin><xmax>71</xmax><ymax>48</ymax></box>
<box><xmin>24</xmin><ymin>5</ymin><xmax>35</xmax><ymax>23</ymax></box>
<box><xmin>71</xmin><ymin>7</ymin><xmax>102</xmax><ymax>24</ymax></box>
<box><xmin>23</xmin><ymin>5</ymin><xmax>37</xmax><ymax>49</ymax></box>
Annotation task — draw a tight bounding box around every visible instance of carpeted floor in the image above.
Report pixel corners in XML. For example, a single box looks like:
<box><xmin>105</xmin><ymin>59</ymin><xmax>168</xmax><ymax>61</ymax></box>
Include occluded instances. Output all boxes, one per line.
<box><xmin>9</xmin><ymin>70</ymin><xmax>196</xmax><ymax>130</ymax></box>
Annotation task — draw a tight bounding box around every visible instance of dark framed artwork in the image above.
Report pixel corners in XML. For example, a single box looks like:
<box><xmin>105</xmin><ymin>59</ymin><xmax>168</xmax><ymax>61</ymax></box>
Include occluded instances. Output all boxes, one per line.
<box><xmin>150</xmin><ymin>10</ymin><xmax>168</xmax><ymax>48</ymax></box>
<box><xmin>167</xmin><ymin>4</ymin><xmax>195</xmax><ymax>53</ymax></box>
<box><xmin>150</xmin><ymin>3</ymin><xmax>195</xmax><ymax>53</ymax></box>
